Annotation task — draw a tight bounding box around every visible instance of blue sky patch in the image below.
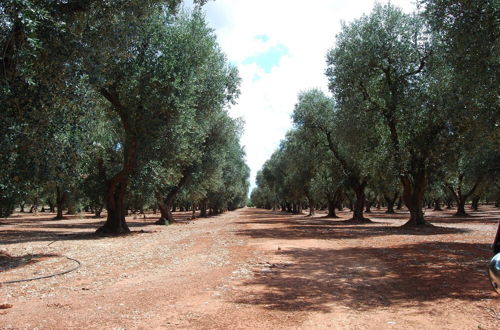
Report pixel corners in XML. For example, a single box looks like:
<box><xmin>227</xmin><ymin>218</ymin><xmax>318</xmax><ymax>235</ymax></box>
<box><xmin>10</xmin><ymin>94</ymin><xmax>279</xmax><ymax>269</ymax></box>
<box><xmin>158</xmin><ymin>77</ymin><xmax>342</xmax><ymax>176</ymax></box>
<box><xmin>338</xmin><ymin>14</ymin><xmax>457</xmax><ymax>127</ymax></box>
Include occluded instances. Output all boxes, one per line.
<box><xmin>255</xmin><ymin>34</ymin><xmax>270</xmax><ymax>43</ymax></box>
<box><xmin>242</xmin><ymin>43</ymin><xmax>289</xmax><ymax>73</ymax></box>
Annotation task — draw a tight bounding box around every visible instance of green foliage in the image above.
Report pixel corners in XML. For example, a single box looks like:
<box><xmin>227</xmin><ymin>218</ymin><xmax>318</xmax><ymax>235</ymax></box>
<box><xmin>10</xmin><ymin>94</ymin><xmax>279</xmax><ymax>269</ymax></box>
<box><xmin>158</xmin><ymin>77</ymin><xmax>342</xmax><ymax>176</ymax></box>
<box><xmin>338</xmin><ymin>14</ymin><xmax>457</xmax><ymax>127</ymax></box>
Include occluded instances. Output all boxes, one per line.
<box><xmin>0</xmin><ymin>2</ymin><xmax>249</xmax><ymax>224</ymax></box>
<box><xmin>326</xmin><ymin>4</ymin><xmax>438</xmax><ymax>173</ymax></box>
<box><xmin>254</xmin><ymin>2</ymin><xmax>498</xmax><ymax>225</ymax></box>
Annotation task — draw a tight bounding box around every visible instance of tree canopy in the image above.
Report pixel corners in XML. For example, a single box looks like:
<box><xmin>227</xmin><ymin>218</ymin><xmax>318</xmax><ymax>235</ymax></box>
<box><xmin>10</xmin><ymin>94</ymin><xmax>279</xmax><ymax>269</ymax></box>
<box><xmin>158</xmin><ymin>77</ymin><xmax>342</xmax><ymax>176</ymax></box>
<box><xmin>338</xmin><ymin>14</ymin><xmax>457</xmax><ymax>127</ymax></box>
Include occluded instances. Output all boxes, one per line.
<box><xmin>252</xmin><ymin>1</ymin><xmax>499</xmax><ymax>229</ymax></box>
<box><xmin>0</xmin><ymin>1</ymin><xmax>249</xmax><ymax>233</ymax></box>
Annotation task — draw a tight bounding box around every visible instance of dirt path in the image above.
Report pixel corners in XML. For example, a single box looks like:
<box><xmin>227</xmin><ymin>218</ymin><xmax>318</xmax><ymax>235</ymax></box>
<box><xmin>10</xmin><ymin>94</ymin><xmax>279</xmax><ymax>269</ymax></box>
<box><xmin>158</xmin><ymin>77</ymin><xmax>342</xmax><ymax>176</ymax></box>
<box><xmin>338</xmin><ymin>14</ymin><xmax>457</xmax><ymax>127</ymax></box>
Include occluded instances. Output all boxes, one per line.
<box><xmin>1</xmin><ymin>207</ymin><xmax>499</xmax><ymax>329</ymax></box>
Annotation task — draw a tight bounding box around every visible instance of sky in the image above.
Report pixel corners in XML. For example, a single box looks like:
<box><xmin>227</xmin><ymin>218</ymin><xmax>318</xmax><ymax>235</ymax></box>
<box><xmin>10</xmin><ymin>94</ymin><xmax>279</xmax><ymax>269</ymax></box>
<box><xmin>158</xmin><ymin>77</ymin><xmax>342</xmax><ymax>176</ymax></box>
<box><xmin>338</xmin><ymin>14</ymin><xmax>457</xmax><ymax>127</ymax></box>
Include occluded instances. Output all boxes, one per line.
<box><xmin>188</xmin><ymin>0</ymin><xmax>418</xmax><ymax>190</ymax></box>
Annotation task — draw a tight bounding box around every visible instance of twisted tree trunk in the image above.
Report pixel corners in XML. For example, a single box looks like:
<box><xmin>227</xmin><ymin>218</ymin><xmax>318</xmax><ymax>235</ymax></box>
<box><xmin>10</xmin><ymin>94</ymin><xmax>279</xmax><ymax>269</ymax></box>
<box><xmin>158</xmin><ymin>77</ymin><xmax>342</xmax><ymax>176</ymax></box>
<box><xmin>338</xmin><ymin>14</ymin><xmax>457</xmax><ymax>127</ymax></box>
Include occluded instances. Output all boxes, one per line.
<box><xmin>471</xmin><ymin>196</ymin><xmax>480</xmax><ymax>211</ymax></box>
<box><xmin>199</xmin><ymin>198</ymin><xmax>208</xmax><ymax>217</ymax></box>
<box><xmin>155</xmin><ymin>167</ymin><xmax>192</xmax><ymax>225</ymax></box>
<box><xmin>307</xmin><ymin>195</ymin><xmax>316</xmax><ymax>216</ymax></box>
<box><xmin>327</xmin><ymin>189</ymin><xmax>341</xmax><ymax>218</ymax></box>
<box><xmin>94</xmin><ymin>203</ymin><xmax>104</xmax><ymax>218</ymax></box>
<box><xmin>365</xmin><ymin>199</ymin><xmax>373</xmax><ymax>213</ymax></box>
<box><xmin>433</xmin><ymin>199</ymin><xmax>442</xmax><ymax>211</ymax></box>
<box><xmin>384</xmin><ymin>192</ymin><xmax>398</xmax><ymax>214</ymax></box>
<box><xmin>351</xmin><ymin>180</ymin><xmax>370</xmax><ymax>222</ymax></box>
<box><xmin>96</xmin><ymin>88</ymin><xmax>139</xmax><ymax>235</ymax></box>
<box><xmin>446</xmin><ymin>175</ymin><xmax>479</xmax><ymax>217</ymax></box>
<box><xmin>396</xmin><ymin>197</ymin><xmax>403</xmax><ymax>210</ymax></box>
<box><xmin>401</xmin><ymin>170</ymin><xmax>428</xmax><ymax>226</ymax></box>
<box><xmin>97</xmin><ymin>172</ymin><xmax>130</xmax><ymax>234</ymax></box>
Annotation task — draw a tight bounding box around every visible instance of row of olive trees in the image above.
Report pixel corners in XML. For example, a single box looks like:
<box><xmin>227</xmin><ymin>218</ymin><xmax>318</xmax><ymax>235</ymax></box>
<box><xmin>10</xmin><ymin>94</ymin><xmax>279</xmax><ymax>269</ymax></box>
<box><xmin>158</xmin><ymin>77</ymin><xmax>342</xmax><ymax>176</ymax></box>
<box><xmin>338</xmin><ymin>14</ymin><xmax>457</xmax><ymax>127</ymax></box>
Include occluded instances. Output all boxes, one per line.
<box><xmin>251</xmin><ymin>1</ymin><xmax>499</xmax><ymax>227</ymax></box>
<box><xmin>0</xmin><ymin>1</ymin><xmax>250</xmax><ymax>234</ymax></box>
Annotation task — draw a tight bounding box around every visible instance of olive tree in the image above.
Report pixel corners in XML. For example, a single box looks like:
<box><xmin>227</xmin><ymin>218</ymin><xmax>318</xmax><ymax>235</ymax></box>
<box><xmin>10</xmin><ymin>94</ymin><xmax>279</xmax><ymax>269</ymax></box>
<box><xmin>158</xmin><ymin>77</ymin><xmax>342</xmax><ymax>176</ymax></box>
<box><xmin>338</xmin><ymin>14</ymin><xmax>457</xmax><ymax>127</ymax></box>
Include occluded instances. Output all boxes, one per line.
<box><xmin>326</xmin><ymin>4</ymin><xmax>445</xmax><ymax>226</ymax></box>
<box><xmin>292</xmin><ymin>89</ymin><xmax>377</xmax><ymax>222</ymax></box>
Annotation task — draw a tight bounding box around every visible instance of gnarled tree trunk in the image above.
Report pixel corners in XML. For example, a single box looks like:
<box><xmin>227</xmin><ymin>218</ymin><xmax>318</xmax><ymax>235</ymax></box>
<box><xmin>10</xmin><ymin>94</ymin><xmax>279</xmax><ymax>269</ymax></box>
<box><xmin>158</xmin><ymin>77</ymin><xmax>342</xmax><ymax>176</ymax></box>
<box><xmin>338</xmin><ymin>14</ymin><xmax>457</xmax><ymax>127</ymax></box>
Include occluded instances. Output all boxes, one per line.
<box><xmin>200</xmin><ymin>198</ymin><xmax>208</xmax><ymax>217</ymax></box>
<box><xmin>327</xmin><ymin>200</ymin><xmax>337</xmax><ymax>218</ymax></box>
<box><xmin>351</xmin><ymin>181</ymin><xmax>370</xmax><ymax>222</ymax></box>
<box><xmin>97</xmin><ymin>172</ymin><xmax>130</xmax><ymax>234</ymax></box>
<box><xmin>155</xmin><ymin>168</ymin><xmax>192</xmax><ymax>225</ymax></box>
<box><xmin>96</xmin><ymin>131</ymin><xmax>137</xmax><ymax>235</ymax></box>
<box><xmin>47</xmin><ymin>199</ymin><xmax>55</xmax><ymax>213</ymax></box>
<box><xmin>446</xmin><ymin>175</ymin><xmax>479</xmax><ymax>217</ymax></box>
<box><xmin>365</xmin><ymin>199</ymin><xmax>373</xmax><ymax>213</ymax></box>
<box><xmin>396</xmin><ymin>197</ymin><xmax>403</xmax><ymax>210</ymax></box>
<box><xmin>191</xmin><ymin>202</ymin><xmax>196</xmax><ymax>219</ymax></box>
<box><xmin>97</xmin><ymin>87</ymin><xmax>140</xmax><ymax>235</ymax></box>
<box><xmin>326</xmin><ymin>188</ymin><xmax>342</xmax><ymax>218</ymax></box>
<box><xmin>94</xmin><ymin>203</ymin><xmax>104</xmax><ymax>218</ymax></box>
<box><xmin>307</xmin><ymin>195</ymin><xmax>315</xmax><ymax>216</ymax></box>
<box><xmin>384</xmin><ymin>192</ymin><xmax>398</xmax><ymax>214</ymax></box>
<box><xmin>156</xmin><ymin>199</ymin><xmax>172</xmax><ymax>225</ymax></box>
<box><xmin>401</xmin><ymin>171</ymin><xmax>427</xmax><ymax>226</ymax></box>
<box><xmin>54</xmin><ymin>186</ymin><xmax>65</xmax><ymax>220</ymax></box>
<box><xmin>471</xmin><ymin>196</ymin><xmax>480</xmax><ymax>211</ymax></box>
<box><xmin>433</xmin><ymin>199</ymin><xmax>442</xmax><ymax>211</ymax></box>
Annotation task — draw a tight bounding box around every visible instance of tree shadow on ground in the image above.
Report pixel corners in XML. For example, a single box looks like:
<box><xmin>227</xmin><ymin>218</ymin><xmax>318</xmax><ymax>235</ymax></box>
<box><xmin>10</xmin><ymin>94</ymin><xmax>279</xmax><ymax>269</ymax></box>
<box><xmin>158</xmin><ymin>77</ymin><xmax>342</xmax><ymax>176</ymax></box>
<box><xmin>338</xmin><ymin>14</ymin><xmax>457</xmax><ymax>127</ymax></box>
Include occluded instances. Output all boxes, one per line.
<box><xmin>0</xmin><ymin>228</ymin><xmax>160</xmax><ymax>245</ymax></box>
<box><xmin>353</xmin><ymin>206</ymin><xmax>500</xmax><ymax>225</ymax></box>
<box><xmin>244</xmin><ymin>207</ymin><xmax>500</xmax><ymax>226</ymax></box>
<box><xmin>0</xmin><ymin>210</ymin><xmax>204</xmax><ymax>245</ymax></box>
<box><xmin>234</xmin><ymin>242</ymin><xmax>494</xmax><ymax>312</ymax></box>
<box><xmin>235</xmin><ymin>210</ymin><xmax>361</xmax><ymax>226</ymax></box>
<box><xmin>235</xmin><ymin>224</ymin><xmax>469</xmax><ymax>240</ymax></box>
<box><xmin>427</xmin><ymin>210</ymin><xmax>500</xmax><ymax>224</ymax></box>
<box><xmin>0</xmin><ymin>253</ymin><xmax>60</xmax><ymax>273</ymax></box>
<box><xmin>239</xmin><ymin>208</ymin><xmax>412</xmax><ymax>225</ymax></box>
<box><xmin>235</xmin><ymin>210</ymin><xmax>470</xmax><ymax>241</ymax></box>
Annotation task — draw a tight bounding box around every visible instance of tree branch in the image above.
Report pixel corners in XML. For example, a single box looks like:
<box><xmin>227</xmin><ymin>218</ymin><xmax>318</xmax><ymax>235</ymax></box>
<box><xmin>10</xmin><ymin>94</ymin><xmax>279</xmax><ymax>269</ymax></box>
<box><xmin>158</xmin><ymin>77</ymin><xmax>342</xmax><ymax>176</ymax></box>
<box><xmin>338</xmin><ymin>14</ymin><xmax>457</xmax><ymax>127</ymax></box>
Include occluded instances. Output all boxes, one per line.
<box><xmin>404</xmin><ymin>52</ymin><xmax>430</xmax><ymax>77</ymax></box>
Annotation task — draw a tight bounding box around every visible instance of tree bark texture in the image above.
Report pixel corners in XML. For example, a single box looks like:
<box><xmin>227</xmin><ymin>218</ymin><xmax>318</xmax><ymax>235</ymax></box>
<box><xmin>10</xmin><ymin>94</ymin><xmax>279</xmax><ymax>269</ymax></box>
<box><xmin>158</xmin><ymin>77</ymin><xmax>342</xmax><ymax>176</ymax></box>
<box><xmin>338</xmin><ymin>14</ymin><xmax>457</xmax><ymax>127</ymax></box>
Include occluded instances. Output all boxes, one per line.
<box><xmin>446</xmin><ymin>175</ymin><xmax>479</xmax><ymax>217</ymax></box>
<box><xmin>200</xmin><ymin>198</ymin><xmax>208</xmax><ymax>217</ymax></box>
<box><xmin>365</xmin><ymin>199</ymin><xmax>373</xmax><ymax>213</ymax></box>
<box><xmin>352</xmin><ymin>181</ymin><xmax>369</xmax><ymax>222</ymax></box>
<box><xmin>384</xmin><ymin>192</ymin><xmax>398</xmax><ymax>214</ymax></box>
<box><xmin>327</xmin><ymin>189</ymin><xmax>342</xmax><ymax>218</ymax></box>
<box><xmin>155</xmin><ymin>168</ymin><xmax>192</xmax><ymax>225</ymax></box>
<box><xmin>433</xmin><ymin>199</ymin><xmax>442</xmax><ymax>211</ymax></box>
<box><xmin>54</xmin><ymin>186</ymin><xmax>65</xmax><ymax>220</ymax></box>
<box><xmin>97</xmin><ymin>173</ymin><xmax>130</xmax><ymax>234</ymax></box>
<box><xmin>97</xmin><ymin>88</ymin><xmax>139</xmax><ymax>235</ymax></box>
<box><xmin>396</xmin><ymin>197</ymin><xmax>403</xmax><ymax>210</ymax></box>
<box><xmin>471</xmin><ymin>196</ymin><xmax>480</xmax><ymax>211</ymax></box>
<box><xmin>307</xmin><ymin>196</ymin><xmax>316</xmax><ymax>216</ymax></box>
<box><xmin>94</xmin><ymin>204</ymin><xmax>104</xmax><ymax>218</ymax></box>
<box><xmin>401</xmin><ymin>171</ymin><xmax>427</xmax><ymax>226</ymax></box>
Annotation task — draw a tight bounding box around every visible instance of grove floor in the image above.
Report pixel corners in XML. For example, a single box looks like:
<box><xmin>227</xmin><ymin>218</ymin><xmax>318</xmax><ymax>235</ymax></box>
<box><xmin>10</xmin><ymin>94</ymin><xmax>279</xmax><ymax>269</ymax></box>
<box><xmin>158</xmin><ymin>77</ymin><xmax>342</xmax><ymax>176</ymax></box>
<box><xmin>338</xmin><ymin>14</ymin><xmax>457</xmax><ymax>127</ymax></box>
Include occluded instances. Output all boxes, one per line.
<box><xmin>1</xmin><ymin>206</ymin><xmax>499</xmax><ymax>329</ymax></box>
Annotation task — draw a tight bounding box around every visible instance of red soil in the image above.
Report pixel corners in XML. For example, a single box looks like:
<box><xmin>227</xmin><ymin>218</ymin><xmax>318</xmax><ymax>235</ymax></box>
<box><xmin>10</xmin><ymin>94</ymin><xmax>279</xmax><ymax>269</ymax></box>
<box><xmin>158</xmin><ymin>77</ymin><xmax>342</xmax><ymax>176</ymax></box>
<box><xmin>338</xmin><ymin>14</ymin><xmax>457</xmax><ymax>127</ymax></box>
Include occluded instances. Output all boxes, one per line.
<box><xmin>1</xmin><ymin>206</ymin><xmax>499</xmax><ymax>329</ymax></box>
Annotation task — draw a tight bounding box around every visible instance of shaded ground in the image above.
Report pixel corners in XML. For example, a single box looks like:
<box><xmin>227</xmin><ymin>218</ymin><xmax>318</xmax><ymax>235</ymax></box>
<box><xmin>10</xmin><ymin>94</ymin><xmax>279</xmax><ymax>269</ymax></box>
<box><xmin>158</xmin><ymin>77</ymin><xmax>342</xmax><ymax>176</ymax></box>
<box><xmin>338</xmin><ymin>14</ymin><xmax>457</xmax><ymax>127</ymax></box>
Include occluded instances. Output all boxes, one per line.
<box><xmin>1</xmin><ymin>207</ymin><xmax>499</xmax><ymax>329</ymax></box>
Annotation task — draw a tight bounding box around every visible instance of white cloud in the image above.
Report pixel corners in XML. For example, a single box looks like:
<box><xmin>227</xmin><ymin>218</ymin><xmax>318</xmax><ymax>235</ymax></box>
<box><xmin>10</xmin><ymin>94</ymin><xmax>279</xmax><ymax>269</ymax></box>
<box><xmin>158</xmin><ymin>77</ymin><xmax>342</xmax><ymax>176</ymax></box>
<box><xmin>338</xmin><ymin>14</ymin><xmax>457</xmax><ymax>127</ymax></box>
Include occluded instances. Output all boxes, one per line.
<box><xmin>192</xmin><ymin>0</ymin><xmax>418</xmax><ymax>190</ymax></box>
